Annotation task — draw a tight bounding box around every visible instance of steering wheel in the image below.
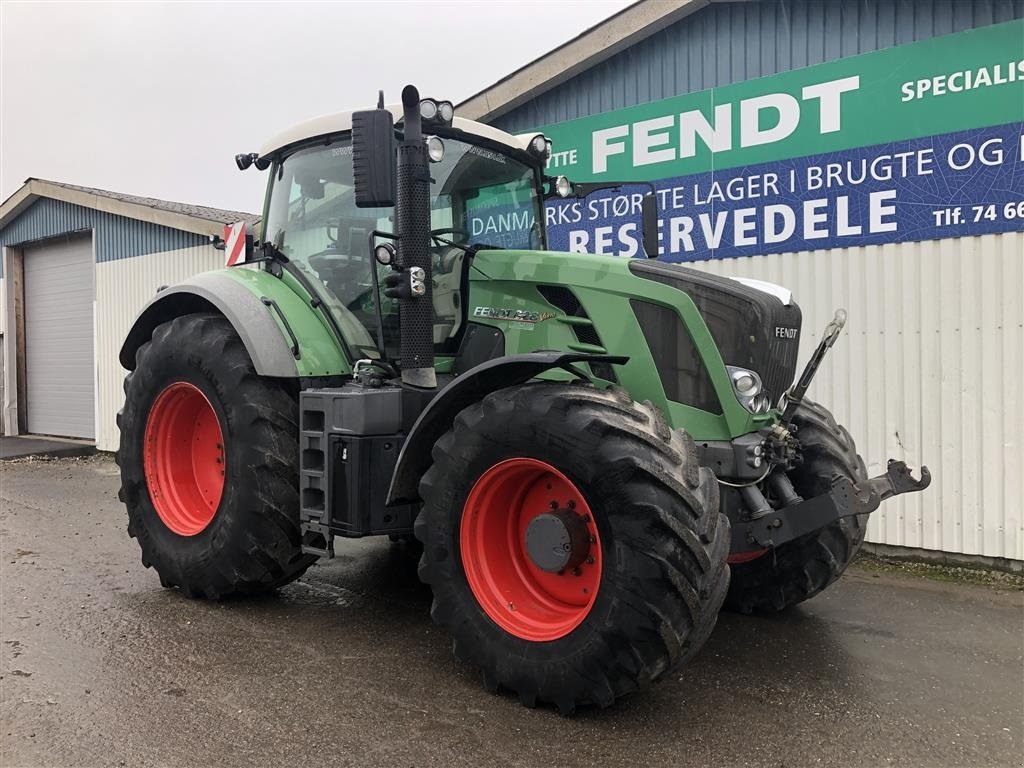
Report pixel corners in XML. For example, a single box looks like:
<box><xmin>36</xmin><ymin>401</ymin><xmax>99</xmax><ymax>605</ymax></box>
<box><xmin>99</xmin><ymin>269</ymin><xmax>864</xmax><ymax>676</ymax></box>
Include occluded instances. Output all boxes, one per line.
<box><xmin>430</xmin><ymin>227</ymin><xmax>470</xmax><ymax>244</ymax></box>
<box><xmin>307</xmin><ymin>249</ymin><xmax>372</xmax><ymax>290</ymax></box>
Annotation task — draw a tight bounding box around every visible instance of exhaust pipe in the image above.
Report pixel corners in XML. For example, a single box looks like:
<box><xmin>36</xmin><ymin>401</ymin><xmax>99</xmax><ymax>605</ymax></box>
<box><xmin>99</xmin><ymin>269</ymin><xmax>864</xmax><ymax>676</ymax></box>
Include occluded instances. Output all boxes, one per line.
<box><xmin>395</xmin><ymin>84</ymin><xmax>436</xmax><ymax>389</ymax></box>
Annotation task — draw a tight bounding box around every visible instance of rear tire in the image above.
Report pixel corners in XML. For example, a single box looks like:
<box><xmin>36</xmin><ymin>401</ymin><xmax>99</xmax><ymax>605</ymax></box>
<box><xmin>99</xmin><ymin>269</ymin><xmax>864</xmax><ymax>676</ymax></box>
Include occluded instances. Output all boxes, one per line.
<box><xmin>726</xmin><ymin>399</ymin><xmax>868</xmax><ymax>613</ymax></box>
<box><xmin>116</xmin><ymin>313</ymin><xmax>315</xmax><ymax>598</ymax></box>
<box><xmin>415</xmin><ymin>383</ymin><xmax>730</xmax><ymax>713</ymax></box>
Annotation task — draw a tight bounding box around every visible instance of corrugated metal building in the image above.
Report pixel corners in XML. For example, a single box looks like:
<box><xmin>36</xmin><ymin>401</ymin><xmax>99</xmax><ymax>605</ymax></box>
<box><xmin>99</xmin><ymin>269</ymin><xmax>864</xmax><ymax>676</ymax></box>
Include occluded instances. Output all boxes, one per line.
<box><xmin>0</xmin><ymin>179</ymin><xmax>257</xmax><ymax>450</ymax></box>
<box><xmin>461</xmin><ymin>0</ymin><xmax>1024</xmax><ymax>563</ymax></box>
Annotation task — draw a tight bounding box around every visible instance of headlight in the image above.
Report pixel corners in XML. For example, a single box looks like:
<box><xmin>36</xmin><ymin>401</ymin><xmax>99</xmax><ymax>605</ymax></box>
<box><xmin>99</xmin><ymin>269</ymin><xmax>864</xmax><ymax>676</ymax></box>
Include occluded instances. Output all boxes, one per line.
<box><xmin>425</xmin><ymin>135</ymin><xmax>445</xmax><ymax>163</ymax></box>
<box><xmin>727</xmin><ymin>366</ymin><xmax>767</xmax><ymax>413</ymax></box>
<box><xmin>732</xmin><ymin>370</ymin><xmax>758</xmax><ymax>396</ymax></box>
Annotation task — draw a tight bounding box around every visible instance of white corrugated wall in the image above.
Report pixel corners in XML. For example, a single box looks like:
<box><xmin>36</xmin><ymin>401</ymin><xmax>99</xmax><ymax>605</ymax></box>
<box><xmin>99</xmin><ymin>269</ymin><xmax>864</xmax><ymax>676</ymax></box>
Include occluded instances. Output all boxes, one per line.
<box><xmin>94</xmin><ymin>245</ymin><xmax>223</xmax><ymax>453</ymax></box>
<box><xmin>691</xmin><ymin>232</ymin><xmax>1023</xmax><ymax>561</ymax></box>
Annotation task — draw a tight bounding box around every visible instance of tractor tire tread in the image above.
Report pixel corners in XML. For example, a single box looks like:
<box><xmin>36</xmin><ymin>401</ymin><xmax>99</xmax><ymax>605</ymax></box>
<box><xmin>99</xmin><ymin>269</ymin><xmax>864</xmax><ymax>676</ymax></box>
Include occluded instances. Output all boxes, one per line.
<box><xmin>415</xmin><ymin>382</ymin><xmax>730</xmax><ymax>712</ymax></box>
<box><xmin>725</xmin><ymin>397</ymin><xmax>868</xmax><ymax>613</ymax></box>
<box><xmin>117</xmin><ymin>312</ymin><xmax>315</xmax><ymax>599</ymax></box>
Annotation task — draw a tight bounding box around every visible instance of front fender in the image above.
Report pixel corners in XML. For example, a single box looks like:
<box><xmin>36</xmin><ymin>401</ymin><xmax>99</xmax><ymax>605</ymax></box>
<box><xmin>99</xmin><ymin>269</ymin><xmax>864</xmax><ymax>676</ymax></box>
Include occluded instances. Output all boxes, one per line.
<box><xmin>119</xmin><ymin>269</ymin><xmax>351</xmax><ymax>377</ymax></box>
<box><xmin>386</xmin><ymin>352</ymin><xmax>628</xmax><ymax>505</ymax></box>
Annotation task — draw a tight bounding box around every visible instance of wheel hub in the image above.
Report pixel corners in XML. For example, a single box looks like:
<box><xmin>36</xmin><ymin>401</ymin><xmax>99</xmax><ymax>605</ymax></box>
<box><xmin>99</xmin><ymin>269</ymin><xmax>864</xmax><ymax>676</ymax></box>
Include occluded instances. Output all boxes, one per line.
<box><xmin>524</xmin><ymin>509</ymin><xmax>591</xmax><ymax>573</ymax></box>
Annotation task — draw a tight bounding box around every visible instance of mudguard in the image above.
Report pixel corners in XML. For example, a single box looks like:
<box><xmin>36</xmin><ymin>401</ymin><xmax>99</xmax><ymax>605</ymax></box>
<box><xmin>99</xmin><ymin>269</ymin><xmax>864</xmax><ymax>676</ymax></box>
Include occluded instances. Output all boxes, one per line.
<box><xmin>385</xmin><ymin>352</ymin><xmax>628</xmax><ymax>505</ymax></box>
<box><xmin>119</xmin><ymin>269</ymin><xmax>350</xmax><ymax>378</ymax></box>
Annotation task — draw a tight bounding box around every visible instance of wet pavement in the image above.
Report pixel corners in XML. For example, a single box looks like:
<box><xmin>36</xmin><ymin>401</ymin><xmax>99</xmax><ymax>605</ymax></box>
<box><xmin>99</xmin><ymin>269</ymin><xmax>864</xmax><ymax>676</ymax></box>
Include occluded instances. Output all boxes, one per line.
<box><xmin>2</xmin><ymin>455</ymin><xmax>1022</xmax><ymax>768</ymax></box>
<box><xmin>0</xmin><ymin>436</ymin><xmax>95</xmax><ymax>460</ymax></box>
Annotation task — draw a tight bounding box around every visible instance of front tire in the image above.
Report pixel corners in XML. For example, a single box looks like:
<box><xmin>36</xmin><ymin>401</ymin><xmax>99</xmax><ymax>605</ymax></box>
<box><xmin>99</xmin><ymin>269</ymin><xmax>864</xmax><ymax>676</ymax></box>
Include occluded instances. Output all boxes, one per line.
<box><xmin>415</xmin><ymin>383</ymin><xmax>730</xmax><ymax>713</ymax></box>
<box><xmin>117</xmin><ymin>313</ymin><xmax>315</xmax><ymax>599</ymax></box>
<box><xmin>726</xmin><ymin>399</ymin><xmax>868</xmax><ymax>613</ymax></box>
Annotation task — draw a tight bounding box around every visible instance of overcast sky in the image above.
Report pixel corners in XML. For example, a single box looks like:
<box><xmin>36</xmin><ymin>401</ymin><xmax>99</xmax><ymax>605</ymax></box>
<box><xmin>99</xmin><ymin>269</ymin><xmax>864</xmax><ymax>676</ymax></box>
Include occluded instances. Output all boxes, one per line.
<box><xmin>1</xmin><ymin>0</ymin><xmax>633</xmax><ymax>214</ymax></box>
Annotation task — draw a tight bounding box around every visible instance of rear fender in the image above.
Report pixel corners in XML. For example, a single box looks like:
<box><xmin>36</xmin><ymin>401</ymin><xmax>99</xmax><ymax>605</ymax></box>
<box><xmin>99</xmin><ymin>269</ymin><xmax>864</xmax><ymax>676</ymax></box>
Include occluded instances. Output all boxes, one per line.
<box><xmin>119</xmin><ymin>269</ymin><xmax>351</xmax><ymax>377</ymax></box>
<box><xmin>386</xmin><ymin>352</ymin><xmax>628</xmax><ymax>505</ymax></box>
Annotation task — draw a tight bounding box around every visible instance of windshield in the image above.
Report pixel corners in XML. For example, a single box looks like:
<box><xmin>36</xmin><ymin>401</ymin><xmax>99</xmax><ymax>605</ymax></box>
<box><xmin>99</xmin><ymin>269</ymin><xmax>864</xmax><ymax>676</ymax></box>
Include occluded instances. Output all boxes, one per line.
<box><xmin>264</xmin><ymin>135</ymin><xmax>544</xmax><ymax>360</ymax></box>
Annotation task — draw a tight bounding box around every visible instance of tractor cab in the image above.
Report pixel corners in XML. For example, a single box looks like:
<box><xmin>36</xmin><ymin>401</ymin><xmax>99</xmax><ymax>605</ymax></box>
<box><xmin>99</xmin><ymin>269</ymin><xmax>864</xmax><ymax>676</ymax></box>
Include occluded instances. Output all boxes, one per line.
<box><xmin>255</xmin><ymin>103</ymin><xmax>552</xmax><ymax>365</ymax></box>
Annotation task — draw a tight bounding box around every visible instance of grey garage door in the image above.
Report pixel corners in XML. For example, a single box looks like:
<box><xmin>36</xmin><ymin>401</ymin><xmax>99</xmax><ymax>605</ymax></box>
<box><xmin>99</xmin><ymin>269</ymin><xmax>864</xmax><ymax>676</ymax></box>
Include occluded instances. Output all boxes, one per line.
<box><xmin>24</xmin><ymin>235</ymin><xmax>95</xmax><ymax>439</ymax></box>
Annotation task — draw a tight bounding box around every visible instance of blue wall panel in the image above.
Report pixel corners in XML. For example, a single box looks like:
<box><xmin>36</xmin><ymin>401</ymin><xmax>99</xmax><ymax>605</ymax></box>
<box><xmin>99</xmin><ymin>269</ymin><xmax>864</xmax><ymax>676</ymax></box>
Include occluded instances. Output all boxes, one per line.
<box><xmin>0</xmin><ymin>197</ymin><xmax>206</xmax><ymax>276</ymax></box>
<box><xmin>492</xmin><ymin>0</ymin><xmax>1024</xmax><ymax>133</ymax></box>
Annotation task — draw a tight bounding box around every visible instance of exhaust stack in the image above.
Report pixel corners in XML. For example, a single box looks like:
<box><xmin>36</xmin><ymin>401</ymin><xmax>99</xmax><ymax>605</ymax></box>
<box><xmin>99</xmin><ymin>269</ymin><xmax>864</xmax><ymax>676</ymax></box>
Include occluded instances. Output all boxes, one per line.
<box><xmin>395</xmin><ymin>85</ymin><xmax>436</xmax><ymax>389</ymax></box>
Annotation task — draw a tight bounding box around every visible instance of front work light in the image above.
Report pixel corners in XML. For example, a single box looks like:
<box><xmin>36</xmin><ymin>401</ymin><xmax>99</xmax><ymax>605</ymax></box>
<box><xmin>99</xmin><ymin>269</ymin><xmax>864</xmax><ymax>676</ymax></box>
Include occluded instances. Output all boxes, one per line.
<box><xmin>374</xmin><ymin>243</ymin><xmax>396</xmax><ymax>266</ymax></box>
<box><xmin>553</xmin><ymin>176</ymin><xmax>572</xmax><ymax>198</ymax></box>
<box><xmin>529</xmin><ymin>134</ymin><xmax>548</xmax><ymax>156</ymax></box>
<box><xmin>437</xmin><ymin>101</ymin><xmax>454</xmax><ymax>123</ymax></box>
<box><xmin>425</xmin><ymin>136</ymin><xmax>445</xmax><ymax>163</ymax></box>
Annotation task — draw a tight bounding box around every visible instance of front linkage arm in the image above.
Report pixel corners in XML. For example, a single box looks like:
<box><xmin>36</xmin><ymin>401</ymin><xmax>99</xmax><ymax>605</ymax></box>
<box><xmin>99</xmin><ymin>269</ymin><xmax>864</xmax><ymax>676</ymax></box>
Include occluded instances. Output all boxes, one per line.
<box><xmin>731</xmin><ymin>460</ymin><xmax>932</xmax><ymax>553</ymax></box>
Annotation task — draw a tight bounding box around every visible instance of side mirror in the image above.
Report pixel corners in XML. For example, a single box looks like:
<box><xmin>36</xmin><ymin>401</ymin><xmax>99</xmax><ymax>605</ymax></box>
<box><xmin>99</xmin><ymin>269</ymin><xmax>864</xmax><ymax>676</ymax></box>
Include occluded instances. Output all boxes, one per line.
<box><xmin>352</xmin><ymin>94</ymin><xmax>396</xmax><ymax>208</ymax></box>
<box><xmin>641</xmin><ymin>193</ymin><xmax>659</xmax><ymax>258</ymax></box>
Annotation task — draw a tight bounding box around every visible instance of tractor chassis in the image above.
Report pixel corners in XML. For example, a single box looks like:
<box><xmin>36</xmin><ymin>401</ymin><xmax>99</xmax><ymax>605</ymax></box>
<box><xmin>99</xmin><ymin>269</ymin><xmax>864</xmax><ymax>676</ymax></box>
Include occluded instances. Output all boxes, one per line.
<box><xmin>295</xmin><ymin>352</ymin><xmax>627</xmax><ymax>557</ymax></box>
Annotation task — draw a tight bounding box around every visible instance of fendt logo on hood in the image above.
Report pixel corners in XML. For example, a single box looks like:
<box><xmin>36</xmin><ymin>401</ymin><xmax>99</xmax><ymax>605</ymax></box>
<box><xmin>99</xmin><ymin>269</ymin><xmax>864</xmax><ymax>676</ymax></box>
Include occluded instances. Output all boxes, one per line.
<box><xmin>775</xmin><ymin>326</ymin><xmax>799</xmax><ymax>339</ymax></box>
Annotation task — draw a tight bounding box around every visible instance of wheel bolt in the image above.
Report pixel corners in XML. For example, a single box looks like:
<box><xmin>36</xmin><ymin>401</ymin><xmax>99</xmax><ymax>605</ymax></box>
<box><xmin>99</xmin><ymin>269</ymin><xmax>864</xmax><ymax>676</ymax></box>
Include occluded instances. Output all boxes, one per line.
<box><xmin>572</xmin><ymin>567</ymin><xmax>582</xmax><ymax>576</ymax></box>
<box><xmin>550</xmin><ymin>501</ymin><xmax>558</xmax><ymax>509</ymax></box>
<box><xmin>586</xmin><ymin>556</ymin><xmax>594</xmax><ymax>565</ymax></box>
<box><xmin>567</xmin><ymin>500</ymin><xmax>576</xmax><ymax>510</ymax></box>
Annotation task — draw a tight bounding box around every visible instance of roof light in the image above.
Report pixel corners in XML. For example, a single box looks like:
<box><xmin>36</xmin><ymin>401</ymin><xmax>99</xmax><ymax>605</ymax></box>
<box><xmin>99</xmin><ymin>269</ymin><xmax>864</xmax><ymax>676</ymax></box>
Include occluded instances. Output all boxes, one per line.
<box><xmin>530</xmin><ymin>134</ymin><xmax>548</xmax><ymax>156</ymax></box>
<box><xmin>437</xmin><ymin>101</ymin><xmax>454</xmax><ymax>123</ymax></box>
<box><xmin>419</xmin><ymin>99</ymin><xmax>438</xmax><ymax>120</ymax></box>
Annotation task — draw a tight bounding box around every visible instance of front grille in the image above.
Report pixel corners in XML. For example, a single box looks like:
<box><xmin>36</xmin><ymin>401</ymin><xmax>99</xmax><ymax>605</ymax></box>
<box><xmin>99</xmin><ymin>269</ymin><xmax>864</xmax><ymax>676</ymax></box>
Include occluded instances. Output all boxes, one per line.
<box><xmin>631</xmin><ymin>299</ymin><xmax>721</xmax><ymax>414</ymax></box>
<box><xmin>628</xmin><ymin>262</ymin><xmax>802</xmax><ymax>405</ymax></box>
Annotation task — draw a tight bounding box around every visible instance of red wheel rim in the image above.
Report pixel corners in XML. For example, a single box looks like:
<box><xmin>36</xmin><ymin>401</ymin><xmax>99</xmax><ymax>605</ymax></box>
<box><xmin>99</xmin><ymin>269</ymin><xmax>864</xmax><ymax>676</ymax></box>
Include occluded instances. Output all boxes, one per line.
<box><xmin>728</xmin><ymin>549</ymin><xmax>768</xmax><ymax>565</ymax></box>
<box><xmin>460</xmin><ymin>458</ymin><xmax>602</xmax><ymax>642</ymax></box>
<box><xmin>143</xmin><ymin>382</ymin><xmax>225</xmax><ymax>536</ymax></box>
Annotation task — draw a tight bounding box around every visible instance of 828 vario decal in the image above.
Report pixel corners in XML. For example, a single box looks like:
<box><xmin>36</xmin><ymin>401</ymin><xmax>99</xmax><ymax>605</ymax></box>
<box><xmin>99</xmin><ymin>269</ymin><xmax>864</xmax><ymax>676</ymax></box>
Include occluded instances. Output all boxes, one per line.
<box><xmin>473</xmin><ymin>306</ymin><xmax>556</xmax><ymax>324</ymax></box>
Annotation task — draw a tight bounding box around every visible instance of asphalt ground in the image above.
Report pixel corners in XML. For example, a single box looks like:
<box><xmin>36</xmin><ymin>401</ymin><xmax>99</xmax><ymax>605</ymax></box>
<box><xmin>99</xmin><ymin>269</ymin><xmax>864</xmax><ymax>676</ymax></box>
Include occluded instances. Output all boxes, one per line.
<box><xmin>2</xmin><ymin>455</ymin><xmax>1022</xmax><ymax>768</ymax></box>
<box><xmin>0</xmin><ymin>437</ymin><xmax>95</xmax><ymax>461</ymax></box>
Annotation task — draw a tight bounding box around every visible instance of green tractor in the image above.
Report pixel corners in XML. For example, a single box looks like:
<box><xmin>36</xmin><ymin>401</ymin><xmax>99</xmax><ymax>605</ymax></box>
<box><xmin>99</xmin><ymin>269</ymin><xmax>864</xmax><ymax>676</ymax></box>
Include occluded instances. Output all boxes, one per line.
<box><xmin>117</xmin><ymin>86</ymin><xmax>929</xmax><ymax>712</ymax></box>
